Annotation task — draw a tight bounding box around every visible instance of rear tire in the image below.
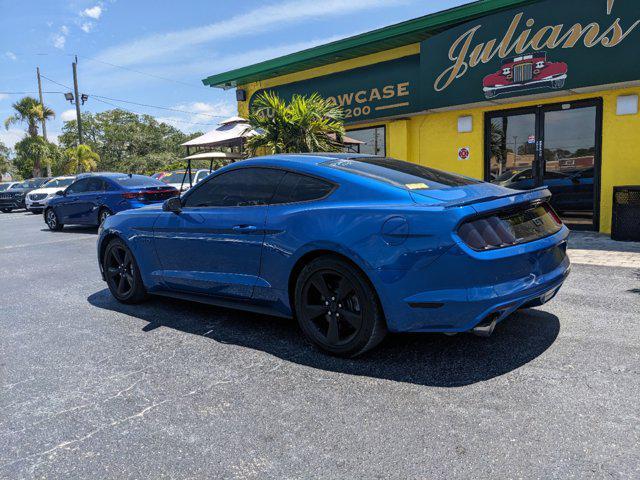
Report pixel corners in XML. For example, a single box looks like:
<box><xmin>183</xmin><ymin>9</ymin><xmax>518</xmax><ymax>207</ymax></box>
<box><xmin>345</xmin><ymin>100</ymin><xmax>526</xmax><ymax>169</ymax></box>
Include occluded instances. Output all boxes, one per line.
<box><xmin>103</xmin><ymin>238</ymin><xmax>148</xmax><ymax>304</ymax></box>
<box><xmin>1</xmin><ymin>208</ymin><xmax>12</xmax><ymax>213</ymax></box>
<box><xmin>45</xmin><ymin>208</ymin><xmax>63</xmax><ymax>231</ymax></box>
<box><xmin>294</xmin><ymin>255</ymin><xmax>387</xmax><ymax>357</ymax></box>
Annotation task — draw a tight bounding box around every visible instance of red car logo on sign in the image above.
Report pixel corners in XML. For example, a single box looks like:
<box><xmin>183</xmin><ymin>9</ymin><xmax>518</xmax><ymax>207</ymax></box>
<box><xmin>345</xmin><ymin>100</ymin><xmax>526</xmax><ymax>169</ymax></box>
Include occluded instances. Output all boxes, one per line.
<box><xmin>483</xmin><ymin>52</ymin><xmax>568</xmax><ymax>99</ymax></box>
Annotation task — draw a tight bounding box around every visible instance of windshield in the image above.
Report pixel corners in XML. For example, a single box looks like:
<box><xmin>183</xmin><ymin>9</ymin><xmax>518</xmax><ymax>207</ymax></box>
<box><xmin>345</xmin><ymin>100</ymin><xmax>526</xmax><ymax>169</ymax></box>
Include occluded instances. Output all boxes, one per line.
<box><xmin>322</xmin><ymin>157</ymin><xmax>481</xmax><ymax>190</ymax></box>
<box><xmin>0</xmin><ymin>184</ymin><xmax>10</xmax><ymax>191</ymax></box>
<box><xmin>159</xmin><ymin>171</ymin><xmax>195</xmax><ymax>184</ymax></box>
<box><xmin>10</xmin><ymin>182</ymin><xmax>28</xmax><ymax>190</ymax></box>
<box><xmin>44</xmin><ymin>177</ymin><xmax>75</xmax><ymax>188</ymax></box>
<box><xmin>110</xmin><ymin>175</ymin><xmax>167</xmax><ymax>188</ymax></box>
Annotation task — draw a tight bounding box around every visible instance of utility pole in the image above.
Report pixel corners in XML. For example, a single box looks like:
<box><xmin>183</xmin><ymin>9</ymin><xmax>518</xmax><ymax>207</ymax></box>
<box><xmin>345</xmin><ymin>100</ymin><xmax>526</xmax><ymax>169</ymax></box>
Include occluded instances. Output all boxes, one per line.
<box><xmin>72</xmin><ymin>57</ymin><xmax>83</xmax><ymax>145</ymax></box>
<box><xmin>36</xmin><ymin>67</ymin><xmax>51</xmax><ymax>176</ymax></box>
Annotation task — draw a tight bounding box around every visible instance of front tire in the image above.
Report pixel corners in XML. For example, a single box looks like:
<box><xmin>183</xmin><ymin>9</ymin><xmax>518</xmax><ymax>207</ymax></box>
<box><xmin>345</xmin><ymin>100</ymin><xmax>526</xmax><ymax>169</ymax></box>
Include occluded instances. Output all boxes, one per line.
<box><xmin>294</xmin><ymin>256</ymin><xmax>387</xmax><ymax>357</ymax></box>
<box><xmin>103</xmin><ymin>238</ymin><xmax>147</xmax><ymax>304</ymax></box>
<box><xmin>98</xmin><ymin>208</ymin><xmax>112</xmax><ymax>226</ymax></box>
<box><xmin>45</xmin><ymin>208</ymin><xmax>63</xmax><ymax>231</ymax></box>
<box><xmin>1</xmin><ymin>208</ymin><xmax>12</xmax><ymax>213</ymax></box>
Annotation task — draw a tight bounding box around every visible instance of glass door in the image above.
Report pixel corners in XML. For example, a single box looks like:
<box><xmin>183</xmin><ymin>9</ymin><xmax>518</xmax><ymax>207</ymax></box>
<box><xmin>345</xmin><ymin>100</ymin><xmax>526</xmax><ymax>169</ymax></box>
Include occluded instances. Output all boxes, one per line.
<box><xmin>485</xmin><ymin>99</ymin><xmax>601</xmax><ymax>231</ymax></box>
<box><xmin>540</xmin><ymin>103</ymin><xmax>600</xmax><ymax>230</ymax></box>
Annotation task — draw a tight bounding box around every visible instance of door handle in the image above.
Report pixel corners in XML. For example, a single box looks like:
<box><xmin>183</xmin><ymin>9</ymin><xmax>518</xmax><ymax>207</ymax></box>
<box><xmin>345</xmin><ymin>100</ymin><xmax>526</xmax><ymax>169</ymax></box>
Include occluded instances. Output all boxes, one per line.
<box><xmin>232</xmin><ymin>224</ymin><xmax>258</xmax><ymax>232</ymax></box>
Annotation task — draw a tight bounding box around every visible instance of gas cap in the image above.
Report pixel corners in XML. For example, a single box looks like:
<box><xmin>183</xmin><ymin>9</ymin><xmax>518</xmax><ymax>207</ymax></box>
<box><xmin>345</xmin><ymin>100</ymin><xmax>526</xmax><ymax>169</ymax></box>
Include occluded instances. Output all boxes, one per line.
<box><xmin>381</xmin><ymin>216</ymin><xmax>409</xmax><ymax>246</ymax></box>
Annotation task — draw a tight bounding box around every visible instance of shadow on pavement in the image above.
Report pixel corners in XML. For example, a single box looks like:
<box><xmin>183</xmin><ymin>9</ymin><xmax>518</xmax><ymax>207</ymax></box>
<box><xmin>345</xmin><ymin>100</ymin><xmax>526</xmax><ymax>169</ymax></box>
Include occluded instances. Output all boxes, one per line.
<box><xmin>39</xmin><ymin>226</ymin><xmax>98</xmax><ymax>235</ymax></box>
<box><xmin>88</xmin><ymin>289</ymin><xmax>560</xmax><ymax>387</ymax></box>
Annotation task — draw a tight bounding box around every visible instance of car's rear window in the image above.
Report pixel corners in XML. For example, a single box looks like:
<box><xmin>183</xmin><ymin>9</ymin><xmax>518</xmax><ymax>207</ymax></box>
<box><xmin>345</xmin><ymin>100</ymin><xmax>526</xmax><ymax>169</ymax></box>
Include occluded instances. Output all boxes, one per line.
<box><xmin>110</xmin><ymin>175</ymin><xmax>167</xmax><ymax>187</ymax></box>
<box><xmin>321</xmin><ymin>157</ymin><xmax>480</xmax><ymax>190</ymax></box>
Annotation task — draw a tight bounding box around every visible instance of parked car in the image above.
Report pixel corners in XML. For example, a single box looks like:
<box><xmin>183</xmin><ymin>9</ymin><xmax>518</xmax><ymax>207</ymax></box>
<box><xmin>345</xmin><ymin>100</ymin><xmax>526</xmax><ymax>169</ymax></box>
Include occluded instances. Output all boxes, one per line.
<box><xmin>0</xmin><ymin>181</ymin><xmax>21</xmax><ymax>192</ymax></box>
<box><xmin>483</xmin><ymin>52</ymin><xmax>568</xmax><ymax>99</ymax></box>
<box><xmin>498</xmin><ymin>167</ymin><xmax>594</xmax><ymax>213</ymax></box>
<box><xmin>98</xmin><ymin>154</ymin><xmax>570</xmax><ymax>357</ymax></box>
<box><xmin>25</xmin><ymin>176</ymin><xmax>76</xmax><ymax>214</ymax></box>
<box><xmin>155</xmin><ymin>169</ymin><xmax>211</xmax><ymax>192</ymax></box>
<box><xmin>44</xmin><ymin>173</ymin><xmax>178</xmax><ymax>231</ymax></box>
<box><xmin>0</xmin><ymin>177</ymin><xmax>50</xmax><ymax>213</ymax></box>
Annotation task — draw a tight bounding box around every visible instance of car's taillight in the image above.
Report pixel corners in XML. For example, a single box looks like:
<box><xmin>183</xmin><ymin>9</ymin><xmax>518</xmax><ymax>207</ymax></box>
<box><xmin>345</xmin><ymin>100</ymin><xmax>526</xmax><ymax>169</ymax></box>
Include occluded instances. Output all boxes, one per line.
<box><xmin>458</xmin><ymin>202</ymin><xmax>563</xmax><ymax>251</ymax></box>
<box><xmin>121</xmin><ymin>192</ymin><xmax>140</xmax><ymax>199</ymax></box>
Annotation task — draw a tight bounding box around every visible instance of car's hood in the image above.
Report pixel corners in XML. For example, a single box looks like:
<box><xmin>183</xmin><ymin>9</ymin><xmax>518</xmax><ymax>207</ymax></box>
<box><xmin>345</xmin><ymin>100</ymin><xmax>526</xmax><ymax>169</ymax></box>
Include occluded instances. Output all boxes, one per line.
<box><xmin>29</xmin><ymin>187</ymin><xmax>61</xmax><ymax>195</ymax></box>
<box><xmin>410</xmin><ymin>183</ymin><xmax>549</xmax><ymax>208</ymax></box>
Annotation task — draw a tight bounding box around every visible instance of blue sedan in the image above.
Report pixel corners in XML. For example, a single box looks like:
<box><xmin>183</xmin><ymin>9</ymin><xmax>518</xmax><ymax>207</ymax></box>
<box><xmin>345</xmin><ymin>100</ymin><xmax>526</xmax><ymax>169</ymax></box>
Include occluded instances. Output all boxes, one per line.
<box><xmin>98</xmin><ymin>154</ymin><xmax>570</xmax><ymax>357</ymax></box>
<box><xmin>45</xmin><ymin>173</ymin><xmax>178</xmax><ymax>231</ymax></box>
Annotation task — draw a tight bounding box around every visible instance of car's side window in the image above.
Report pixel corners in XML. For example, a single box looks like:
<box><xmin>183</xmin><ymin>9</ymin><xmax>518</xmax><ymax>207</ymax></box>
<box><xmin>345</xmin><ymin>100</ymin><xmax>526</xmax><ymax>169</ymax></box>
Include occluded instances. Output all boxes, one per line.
<box><xmin>86</xmin><ymin>178</ymin><xmax>104</xmax><ymax>192</ymax></box>
<box><xmin>183</xmin><ymin>168</ymin><xmax>286</xmax><ymax>208</ymax></box>
<box><xmin>271</xmin><ymin>172</ymin><xmax>334</xmax><ymax>205</ymax></box>
<box><xmin>66</xmin><ymin>178</ymin><xmax>90</xmax><ymax>194</ymax></box>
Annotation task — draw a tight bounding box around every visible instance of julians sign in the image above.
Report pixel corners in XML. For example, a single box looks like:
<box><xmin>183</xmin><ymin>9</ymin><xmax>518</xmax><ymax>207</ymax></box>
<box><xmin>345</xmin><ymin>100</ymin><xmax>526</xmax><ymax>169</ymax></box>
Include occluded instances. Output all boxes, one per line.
<box><xmin>421</xmin><ymin>0</ymin><xmax>640</xmax><ymax>108</ymax></box>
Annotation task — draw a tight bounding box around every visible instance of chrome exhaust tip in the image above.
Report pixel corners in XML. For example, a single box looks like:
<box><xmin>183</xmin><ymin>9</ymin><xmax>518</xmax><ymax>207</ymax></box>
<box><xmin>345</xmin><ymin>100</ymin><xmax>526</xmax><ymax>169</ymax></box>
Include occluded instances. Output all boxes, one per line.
<box><xmin>471</xmin><ymin>312</ymin><xmax>501</xmax><ymax>337</ymax></box>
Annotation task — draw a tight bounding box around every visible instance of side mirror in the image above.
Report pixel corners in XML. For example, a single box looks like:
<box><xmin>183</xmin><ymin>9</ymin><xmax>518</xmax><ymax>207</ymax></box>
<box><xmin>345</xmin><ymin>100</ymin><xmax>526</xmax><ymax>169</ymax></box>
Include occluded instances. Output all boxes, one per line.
<box><xmin>56</xmin><ymin>190</ymin><xmax>65</xmax><ymax>196</ymax></box>
<box><xmin>163</xmin><ymin>196</ymin><xmax>182</xmax><ymax>213</ymax></box>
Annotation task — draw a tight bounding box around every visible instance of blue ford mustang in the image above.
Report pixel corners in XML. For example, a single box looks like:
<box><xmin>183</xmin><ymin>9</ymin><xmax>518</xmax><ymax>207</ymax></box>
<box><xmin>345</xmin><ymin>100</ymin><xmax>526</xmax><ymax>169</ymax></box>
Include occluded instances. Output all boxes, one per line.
<box><xmin>98</xmin><ymin>154</ymin><xmax>570</xmax><ymax>356</ymax></box>
<box><xmin>45</xmin><ymin>173</ymin><xmax>178</xmax><ymax>231</ymax></box>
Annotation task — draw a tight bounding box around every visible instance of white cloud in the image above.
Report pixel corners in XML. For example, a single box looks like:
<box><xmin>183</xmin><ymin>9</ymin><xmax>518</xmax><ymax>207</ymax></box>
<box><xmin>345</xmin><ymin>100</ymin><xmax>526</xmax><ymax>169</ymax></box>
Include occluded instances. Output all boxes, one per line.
<box><xmin>81</xmin><ymin>22</ymin><xmax>94</xmax><ymax>33</ymax></box>
<box><xmin>156</xmin><ymin>101</ymin><xmax>236</xmax><ymax>133</ymax></box>
<box><xmin>95</xmin><ymin>0</ymin><xmax>407</xmax><ymax>67</ymax></box>
<box><xmin>52</xmin><ymin>33</ymin><xmax>66</xmax><ymax>49</ymax></box>
<box><xmin>5</xmin><ymin>51</ymin><xmax>17</xmax><ymax>61</ymax></box>
<box><xmin>0</xmin><ymin>129</ymin><xmax>26</xmax><ymax>149</ymax></box>
<box><xmin>0</xmin><ymin>94</ymin><xmax>8</xmax><ymax>101</ymax></box>
<box><xmin>51</xmin><ymin>25</ymin><xmax>69</xmax><ymax>49</ymax></box>
<box><xmin>82</xmin><ymin>5</ymin><xmax>103</xmax><ymax>19</ymax></box>
<box><xmin>61</xmin><ymin>109</ymin><xmax>77</xmax><ymax>121</ymax></box>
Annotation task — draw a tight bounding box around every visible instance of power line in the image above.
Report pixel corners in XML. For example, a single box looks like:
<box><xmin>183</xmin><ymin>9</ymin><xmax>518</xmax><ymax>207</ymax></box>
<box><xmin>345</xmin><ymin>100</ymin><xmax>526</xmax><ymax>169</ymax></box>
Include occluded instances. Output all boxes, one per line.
<box><xmin>0</xmin><ymin>91</ymin><xmax>64</xmax><ymax>95</ymax></box>
<box><xmin>39</xmin><ymin>74</ymin><xmax>229</xmax><ymax>119</ymax></box>
<box><xmin>75</xmin><ymin>54</ymin><xmax>204</xmax><ymax>89</ymax></box>
<box><xmin>91</xmin><ymin>97</ymin><xmax>219</xmax><ymax>127</ymax></box>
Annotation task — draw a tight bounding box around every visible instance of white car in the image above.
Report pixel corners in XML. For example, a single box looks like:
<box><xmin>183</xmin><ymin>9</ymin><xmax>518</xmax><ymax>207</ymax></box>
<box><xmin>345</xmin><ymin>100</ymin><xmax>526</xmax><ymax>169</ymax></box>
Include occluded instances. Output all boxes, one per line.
<box><xmin>154</xmin><ymin>169</ymin><xmax>211</xmax><ymax>192</ymax></box>
<box><xmin>0</xmin><ymin>181</ymin><xmax>21</xmax><ymax>192</ymax></box>
<box><xmin>25</xmin><ymin>176</ymin><xmax>76</xmax><ymax>214</ymax></box>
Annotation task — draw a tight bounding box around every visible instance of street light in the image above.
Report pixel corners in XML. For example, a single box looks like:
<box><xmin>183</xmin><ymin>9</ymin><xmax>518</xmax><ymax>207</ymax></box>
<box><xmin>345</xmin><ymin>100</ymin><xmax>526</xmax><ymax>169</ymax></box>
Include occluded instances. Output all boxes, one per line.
<box><xmin>64</xmin><ymin>92</ymin><xmax>74</xmax><ymax>103</ymax></box>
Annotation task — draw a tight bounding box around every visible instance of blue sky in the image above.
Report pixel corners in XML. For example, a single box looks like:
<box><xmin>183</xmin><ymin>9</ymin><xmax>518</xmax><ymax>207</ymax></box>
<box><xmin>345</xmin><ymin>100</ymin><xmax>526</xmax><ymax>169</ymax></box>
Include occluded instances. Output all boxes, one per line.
<box><xmin>0</xmin><ymin>0</ymin><xmax>472</xmax><ymax>148</ymax></box>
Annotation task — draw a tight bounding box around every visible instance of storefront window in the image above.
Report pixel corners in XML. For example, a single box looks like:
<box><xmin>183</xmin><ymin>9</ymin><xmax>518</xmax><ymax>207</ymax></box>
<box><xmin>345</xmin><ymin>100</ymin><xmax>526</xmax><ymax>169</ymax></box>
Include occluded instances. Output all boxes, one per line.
<box><xmin>345</xmin><ymin>126</ymin><xmax>386</xmax><ymax>156</ymax></box>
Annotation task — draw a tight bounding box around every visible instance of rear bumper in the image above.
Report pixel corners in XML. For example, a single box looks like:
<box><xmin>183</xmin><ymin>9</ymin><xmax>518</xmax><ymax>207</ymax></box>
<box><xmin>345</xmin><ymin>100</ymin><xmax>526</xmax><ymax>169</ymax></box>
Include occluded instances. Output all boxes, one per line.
<box><xmin>372</xmin><ymin>227</ymin><xmax>570</xmax><ymax>333</ymax></box>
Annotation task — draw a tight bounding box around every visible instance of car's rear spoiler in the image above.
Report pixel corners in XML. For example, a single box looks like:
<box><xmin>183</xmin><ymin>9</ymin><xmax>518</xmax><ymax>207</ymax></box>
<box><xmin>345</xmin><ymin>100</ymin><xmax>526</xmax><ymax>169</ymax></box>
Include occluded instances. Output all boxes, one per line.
<box><xmin>444</xmin><ymin>187</ymin><xmax>551</xmax><ymax>209</ymax></box>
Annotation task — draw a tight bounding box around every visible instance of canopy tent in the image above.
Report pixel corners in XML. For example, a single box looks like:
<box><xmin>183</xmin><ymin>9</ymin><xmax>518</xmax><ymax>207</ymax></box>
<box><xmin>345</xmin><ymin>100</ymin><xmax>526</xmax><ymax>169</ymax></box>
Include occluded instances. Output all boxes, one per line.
<box><xmin>179</xmin><ymin>151</ymin><xmax>245</xmax><ymax>190</ymax></box>
<box><xmin>181</xmin><ymin>116</ymin><xmax>258</xmax><ymax>150</ymax></box>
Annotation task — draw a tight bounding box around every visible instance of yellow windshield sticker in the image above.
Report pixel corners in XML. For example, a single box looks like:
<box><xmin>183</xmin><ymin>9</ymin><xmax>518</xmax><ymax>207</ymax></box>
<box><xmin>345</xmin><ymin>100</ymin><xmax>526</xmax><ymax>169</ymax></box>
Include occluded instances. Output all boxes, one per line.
<box><xmin>405</xmin><ymin>183</ymin><xmax>429</xmax><ymax>190</ymax></box>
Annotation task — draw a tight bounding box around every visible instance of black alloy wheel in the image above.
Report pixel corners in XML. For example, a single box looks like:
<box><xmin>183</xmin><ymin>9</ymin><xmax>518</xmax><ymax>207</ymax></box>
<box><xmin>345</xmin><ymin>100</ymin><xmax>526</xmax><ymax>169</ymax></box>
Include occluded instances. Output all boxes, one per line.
<box><xmin>45</xmin><ymin>208</ymin><xmax>63</xmax><ymax>231</ymax></box>
<box><xmin>295</xmin><ymin>256</ymin><xmax>386</xmax><ymax>357</ymax></box>
<box><xmin>99</xmin><ymin>209</ymin><xmax>111</xmax><ymax>225</ymax></box>
<box><xmin>103</xmin><ymin>239</ymin><xmax>147</xmax><ymax>304</ymax></box>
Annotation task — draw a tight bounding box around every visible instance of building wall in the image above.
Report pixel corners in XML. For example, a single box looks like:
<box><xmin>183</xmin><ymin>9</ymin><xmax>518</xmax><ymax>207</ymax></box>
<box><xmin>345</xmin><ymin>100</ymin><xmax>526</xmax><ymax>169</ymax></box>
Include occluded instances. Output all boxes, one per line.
<box><xmin>238</xmin><ymin>49</ymin><xmax>640</xmax><ymax>234</ymax></box>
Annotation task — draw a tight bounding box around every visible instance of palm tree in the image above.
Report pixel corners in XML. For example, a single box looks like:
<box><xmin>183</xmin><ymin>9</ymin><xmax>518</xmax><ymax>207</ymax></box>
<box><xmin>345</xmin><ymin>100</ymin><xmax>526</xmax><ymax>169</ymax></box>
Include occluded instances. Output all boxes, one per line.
<box><xmin>247</xmin><ymin>92</ymin><xmax>345</xmax><ymax>155</ymax></box>
<box><xmin>4</xmin><ymin>96</ymin><xmax>54</xmax><ymax>138</ymax></box>
<box><xmin>5</xmin><ymin>96</ymin><xmax>55</xmax><ymax>176</ymax></box>
<box><xmin>63</xmin><ymin>144</ymin><xmax>99</xmax><ymax>174</ymax></box>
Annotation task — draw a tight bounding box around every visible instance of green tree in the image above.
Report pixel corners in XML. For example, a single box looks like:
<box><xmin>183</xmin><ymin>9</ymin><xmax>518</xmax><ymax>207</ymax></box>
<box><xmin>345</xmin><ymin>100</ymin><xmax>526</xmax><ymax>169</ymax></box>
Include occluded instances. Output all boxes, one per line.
<box><xmin>0</xmin><ymin>141</ymin><xmax>12</xmax><ymax>176</ymax></box>
<box><xmin>59</xmin><ymin>109</ymin><xmax>200</xmax><ymax>174</ymax></box>
<box><xmin>62</xmin><ymin>144</ymin><xmax>99</xmax><ymax>174</ymax></box>
<box><xmin>13</xmin><ymin>137</ymin><xmax>58</xmax><ymax>179</ymax></box>
<box><xmin>4</xmin><ymin>96</ymin><xmax>55</xmax><ymax>176</ymax></box>
<box><xmin>247</xmin><ymin>92</ymin><xmax>344</xmax><ymax>155</ymax></box>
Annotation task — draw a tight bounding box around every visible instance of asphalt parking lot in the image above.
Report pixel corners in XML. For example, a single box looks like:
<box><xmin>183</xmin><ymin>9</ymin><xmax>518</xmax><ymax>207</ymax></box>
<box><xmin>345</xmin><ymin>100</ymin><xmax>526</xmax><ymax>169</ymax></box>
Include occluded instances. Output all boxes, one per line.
<box><xmin>1</xmin><ymin>210</ymin><xmax>639</xmax><ymax>479</ymax></box>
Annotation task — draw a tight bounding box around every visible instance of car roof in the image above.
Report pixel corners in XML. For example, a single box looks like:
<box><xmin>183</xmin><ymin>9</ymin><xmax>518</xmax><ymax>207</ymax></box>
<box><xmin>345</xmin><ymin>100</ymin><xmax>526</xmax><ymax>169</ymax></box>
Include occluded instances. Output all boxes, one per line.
<box><xmin>236</xmin><ymin>153</ymin><xmax>376</xmax><ymax>169</ymax></box>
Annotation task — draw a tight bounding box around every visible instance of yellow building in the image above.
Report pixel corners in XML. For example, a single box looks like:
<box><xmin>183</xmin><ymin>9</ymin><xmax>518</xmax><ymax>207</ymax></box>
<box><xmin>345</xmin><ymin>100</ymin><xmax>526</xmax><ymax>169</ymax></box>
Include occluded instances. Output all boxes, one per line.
<box><xmin>203</xmin><ymin>0</ymin><xmax>640</xmax><ymax>234</ymax></box>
